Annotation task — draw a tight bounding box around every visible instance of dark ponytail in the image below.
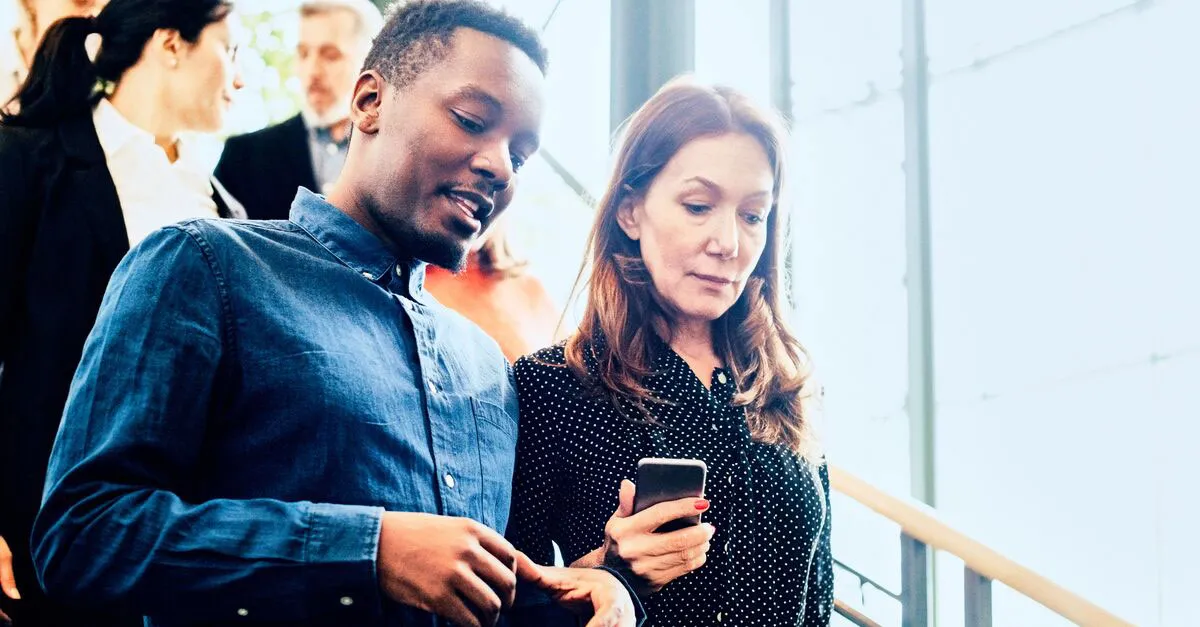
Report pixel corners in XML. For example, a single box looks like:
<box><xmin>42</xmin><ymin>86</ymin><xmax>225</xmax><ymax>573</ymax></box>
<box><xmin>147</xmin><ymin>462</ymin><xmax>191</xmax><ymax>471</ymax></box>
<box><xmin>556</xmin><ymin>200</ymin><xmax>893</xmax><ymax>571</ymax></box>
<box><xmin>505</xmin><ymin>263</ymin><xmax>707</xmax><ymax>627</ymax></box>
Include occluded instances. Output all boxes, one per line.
<box><xmin>2</xmin><ymin>0</ymin><xmax>234</xmax><ymax>128</ymax></box>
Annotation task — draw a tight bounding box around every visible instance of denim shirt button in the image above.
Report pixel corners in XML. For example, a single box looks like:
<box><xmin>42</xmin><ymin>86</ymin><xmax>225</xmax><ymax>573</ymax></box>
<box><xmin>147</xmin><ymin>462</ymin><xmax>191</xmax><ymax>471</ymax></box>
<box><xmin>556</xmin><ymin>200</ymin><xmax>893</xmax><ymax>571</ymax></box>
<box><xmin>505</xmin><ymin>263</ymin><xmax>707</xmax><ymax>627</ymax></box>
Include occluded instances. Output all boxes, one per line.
<box><xmin>443</xmin><ymin>473</ymin><xmax>456</xmax><ymax>489</ymax></box>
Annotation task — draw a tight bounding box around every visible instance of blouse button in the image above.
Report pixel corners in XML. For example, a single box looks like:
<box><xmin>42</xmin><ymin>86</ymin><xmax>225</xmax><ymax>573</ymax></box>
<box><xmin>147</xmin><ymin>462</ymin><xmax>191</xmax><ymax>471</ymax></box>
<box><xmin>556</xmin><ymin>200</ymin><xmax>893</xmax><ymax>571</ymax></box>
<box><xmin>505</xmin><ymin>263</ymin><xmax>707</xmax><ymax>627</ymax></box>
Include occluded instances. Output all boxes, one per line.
<box><xmin>716</xmin><ymin>372</ymin><xmax>728</xmax><ymax>385</ymax></box>
<box><xmin>717</xmin><ymin>611</ymin><xmax>724</xmax><ymax>622</ymax></box>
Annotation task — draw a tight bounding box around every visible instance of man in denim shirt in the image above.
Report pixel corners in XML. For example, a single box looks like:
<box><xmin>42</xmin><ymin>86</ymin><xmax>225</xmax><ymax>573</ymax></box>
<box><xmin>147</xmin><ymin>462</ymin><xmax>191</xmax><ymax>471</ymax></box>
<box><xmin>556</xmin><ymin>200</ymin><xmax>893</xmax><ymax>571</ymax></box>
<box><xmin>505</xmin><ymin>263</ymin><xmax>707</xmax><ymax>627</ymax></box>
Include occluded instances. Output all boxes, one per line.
<box><xmin>30</xmin><ymin>2</ymin><xmax>639</xmax><ymax>626</ymax></box>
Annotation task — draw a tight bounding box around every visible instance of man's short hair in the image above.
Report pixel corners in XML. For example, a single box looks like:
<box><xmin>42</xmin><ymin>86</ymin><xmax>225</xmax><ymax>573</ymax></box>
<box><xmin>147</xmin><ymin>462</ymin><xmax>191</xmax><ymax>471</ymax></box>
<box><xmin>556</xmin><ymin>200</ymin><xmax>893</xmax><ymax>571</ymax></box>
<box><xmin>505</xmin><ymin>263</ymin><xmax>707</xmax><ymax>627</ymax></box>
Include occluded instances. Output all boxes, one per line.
<box><xmin>364</xmin><ymin>0</ymin><xmax>548</xmax><ymax>89</ymax></box>
<box><xmin>300</xmin><ymin>0</ymin><xmax>385</xmax><ymax>44</ymax></box>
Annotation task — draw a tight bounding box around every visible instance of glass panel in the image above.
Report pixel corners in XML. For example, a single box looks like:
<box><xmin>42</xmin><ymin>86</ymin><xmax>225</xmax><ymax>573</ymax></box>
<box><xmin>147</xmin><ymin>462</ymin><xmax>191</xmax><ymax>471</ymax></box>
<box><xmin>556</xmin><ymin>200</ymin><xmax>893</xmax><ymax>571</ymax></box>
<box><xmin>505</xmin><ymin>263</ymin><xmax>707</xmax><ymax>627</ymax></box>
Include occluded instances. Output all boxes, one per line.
<box><xmin>925</xmin><ymin>0</ymin><xmax>1140</xmax><ymax>73</ymax></box>
<box><xmin>790</xmin><ymin>0</ymin><xmax>903</xmax><ymax>119</ymax></box>
<box><xmin>928</xmin><ymin>2</ymin><xmax>1200</xmax><ymax>625</ymax></box>
<box><xmin>694</xmin><ymin>0</ymin><xmax>772</xmax><ymax>108</ymax></box>
<box><xmin>787</xmin><ymin>1</ymin><xmax>909</xmax><ymax>622</ymax></box>
<box><xmin>494</xmin><ymin>0</ymin><xmax>611</xmax><ymax>309</ymax></box>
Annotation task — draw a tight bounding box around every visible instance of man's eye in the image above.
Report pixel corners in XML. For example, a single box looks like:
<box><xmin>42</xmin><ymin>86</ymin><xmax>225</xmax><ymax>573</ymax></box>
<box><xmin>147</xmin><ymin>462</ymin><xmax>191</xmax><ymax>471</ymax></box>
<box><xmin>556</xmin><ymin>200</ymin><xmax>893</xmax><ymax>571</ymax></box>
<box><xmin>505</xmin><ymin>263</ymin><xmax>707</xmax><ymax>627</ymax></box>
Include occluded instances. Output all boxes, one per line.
<box><xmin>452</xmin><ymin>111</ymin><xmax>485</xmax><ymax>134</ymax></box>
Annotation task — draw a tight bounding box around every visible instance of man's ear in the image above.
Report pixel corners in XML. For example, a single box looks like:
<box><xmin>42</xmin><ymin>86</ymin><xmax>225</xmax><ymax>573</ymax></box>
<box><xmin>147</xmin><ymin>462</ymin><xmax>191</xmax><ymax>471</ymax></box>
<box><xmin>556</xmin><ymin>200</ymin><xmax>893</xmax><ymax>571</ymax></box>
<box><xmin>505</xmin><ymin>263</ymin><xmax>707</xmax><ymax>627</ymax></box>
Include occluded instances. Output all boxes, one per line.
<box><xmin>616</xmin><ymin>193</ymin><xmax>642</xmax><ymax>241</ymax></box>
<box><xmin>351</xmin><ymin>71</ymin><xmax>385</xmax><ymax>135</ymax></box>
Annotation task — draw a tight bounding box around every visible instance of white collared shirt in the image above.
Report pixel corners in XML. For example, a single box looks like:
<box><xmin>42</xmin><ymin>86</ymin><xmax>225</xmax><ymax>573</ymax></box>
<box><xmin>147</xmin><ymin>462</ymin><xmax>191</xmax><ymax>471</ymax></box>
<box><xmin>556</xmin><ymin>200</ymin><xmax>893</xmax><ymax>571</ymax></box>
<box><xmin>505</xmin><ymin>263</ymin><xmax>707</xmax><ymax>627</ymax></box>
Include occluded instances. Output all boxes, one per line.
<box><xmin>92</xmin><ymin>98</ymin><xmax>219</xmax><ymax>247</ymax></box>
<box><xmin>300</xmin><ymin>107</ymin><xmax>350</xmax><ymax>194</ymax></box>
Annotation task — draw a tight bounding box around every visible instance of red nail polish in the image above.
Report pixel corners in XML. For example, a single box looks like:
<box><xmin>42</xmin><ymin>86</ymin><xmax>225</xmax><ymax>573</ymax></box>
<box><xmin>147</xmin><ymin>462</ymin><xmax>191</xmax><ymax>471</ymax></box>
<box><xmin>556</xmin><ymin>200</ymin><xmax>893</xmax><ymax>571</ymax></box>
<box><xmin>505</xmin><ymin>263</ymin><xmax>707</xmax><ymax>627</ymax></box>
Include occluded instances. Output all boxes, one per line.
<box><xmin>695</xmin><ymin>499</ymin><xmax>710</xmax><ymax>511</ymax></box>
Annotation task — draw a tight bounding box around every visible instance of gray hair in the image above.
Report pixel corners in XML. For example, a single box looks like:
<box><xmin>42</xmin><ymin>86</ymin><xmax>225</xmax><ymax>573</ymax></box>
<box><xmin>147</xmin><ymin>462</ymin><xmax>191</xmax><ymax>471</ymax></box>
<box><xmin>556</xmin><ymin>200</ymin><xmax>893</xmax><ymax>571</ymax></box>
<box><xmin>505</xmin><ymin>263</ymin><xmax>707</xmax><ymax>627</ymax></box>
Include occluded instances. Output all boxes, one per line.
<box><xmin>300</xmin><ymin>0</ymin><xmax>385</xmax><ymax>44</ymax></box>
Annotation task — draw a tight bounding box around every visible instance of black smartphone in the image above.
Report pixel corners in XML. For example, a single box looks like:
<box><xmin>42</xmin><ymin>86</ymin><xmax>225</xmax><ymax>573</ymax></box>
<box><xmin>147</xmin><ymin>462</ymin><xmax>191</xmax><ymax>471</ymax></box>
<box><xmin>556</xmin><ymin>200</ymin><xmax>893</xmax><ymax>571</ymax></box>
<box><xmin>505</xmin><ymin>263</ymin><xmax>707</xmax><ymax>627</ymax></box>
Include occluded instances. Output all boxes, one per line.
<box><xmin>632</xmin><ymin>457</ymin><xmax>708</xmax><ymax>533</ymax></box>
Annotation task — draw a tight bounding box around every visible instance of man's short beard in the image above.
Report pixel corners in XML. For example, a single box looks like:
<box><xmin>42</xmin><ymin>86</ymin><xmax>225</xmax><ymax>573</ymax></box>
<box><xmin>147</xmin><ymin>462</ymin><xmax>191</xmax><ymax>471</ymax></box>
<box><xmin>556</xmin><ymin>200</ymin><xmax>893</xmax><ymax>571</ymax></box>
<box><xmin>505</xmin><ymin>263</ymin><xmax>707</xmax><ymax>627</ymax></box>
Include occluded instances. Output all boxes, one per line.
<box><xmin>411</xmin><ymin>232</ymin><xmax>469</xmax><ymax>272</ymax></box>
<box><xmin>368</xmin><ymin>204</ymin><xmax>469</xmax><ymax>272</ymax></box>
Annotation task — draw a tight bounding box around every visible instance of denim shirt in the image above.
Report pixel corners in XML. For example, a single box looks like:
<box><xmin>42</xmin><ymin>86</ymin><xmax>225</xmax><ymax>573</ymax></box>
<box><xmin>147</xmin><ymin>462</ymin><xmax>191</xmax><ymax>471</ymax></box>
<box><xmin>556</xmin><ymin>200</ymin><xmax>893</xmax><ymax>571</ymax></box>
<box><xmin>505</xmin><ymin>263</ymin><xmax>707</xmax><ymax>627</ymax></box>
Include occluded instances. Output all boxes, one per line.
<box><xmin>32</xmin><ymin>190</ymin><xmax>522</xmax><ymax>626</ymax></box>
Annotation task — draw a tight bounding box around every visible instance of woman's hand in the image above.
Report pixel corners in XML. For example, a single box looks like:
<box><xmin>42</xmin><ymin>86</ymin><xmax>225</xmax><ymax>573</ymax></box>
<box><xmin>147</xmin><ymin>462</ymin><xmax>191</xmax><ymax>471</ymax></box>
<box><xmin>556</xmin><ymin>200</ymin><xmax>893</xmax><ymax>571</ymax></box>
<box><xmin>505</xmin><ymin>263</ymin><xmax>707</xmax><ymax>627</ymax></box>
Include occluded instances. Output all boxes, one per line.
<box><xmin>572</xmin><ymin>480</ymin><xmax>714</xmax><ymax>596</ymax></box>
<box><xmin>516</xmin><ymin>552</ymin><xmax>637</xmax><ymax>627</ymax></box>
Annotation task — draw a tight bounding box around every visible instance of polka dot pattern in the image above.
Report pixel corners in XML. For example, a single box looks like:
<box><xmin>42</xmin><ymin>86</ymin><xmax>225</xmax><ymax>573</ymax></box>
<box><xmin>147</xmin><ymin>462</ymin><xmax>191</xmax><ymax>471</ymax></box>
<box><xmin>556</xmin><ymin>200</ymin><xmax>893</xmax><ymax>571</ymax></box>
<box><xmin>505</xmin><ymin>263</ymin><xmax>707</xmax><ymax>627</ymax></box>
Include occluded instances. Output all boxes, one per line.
<box><xmin>509</xmin><ymin>342</ymin><xmax>833</xmax><ymax>626</ymax></box>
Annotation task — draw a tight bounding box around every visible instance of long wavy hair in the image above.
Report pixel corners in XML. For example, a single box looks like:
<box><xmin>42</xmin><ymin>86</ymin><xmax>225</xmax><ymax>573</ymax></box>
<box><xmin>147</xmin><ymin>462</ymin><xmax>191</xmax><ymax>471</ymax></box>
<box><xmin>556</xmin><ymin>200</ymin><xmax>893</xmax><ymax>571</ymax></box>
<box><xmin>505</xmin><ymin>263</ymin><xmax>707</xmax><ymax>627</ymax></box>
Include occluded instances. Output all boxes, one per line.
<box><xmin>564</xmin><ymin>77</ymin><xmax>819</xmax><ymax>460</ymax></box>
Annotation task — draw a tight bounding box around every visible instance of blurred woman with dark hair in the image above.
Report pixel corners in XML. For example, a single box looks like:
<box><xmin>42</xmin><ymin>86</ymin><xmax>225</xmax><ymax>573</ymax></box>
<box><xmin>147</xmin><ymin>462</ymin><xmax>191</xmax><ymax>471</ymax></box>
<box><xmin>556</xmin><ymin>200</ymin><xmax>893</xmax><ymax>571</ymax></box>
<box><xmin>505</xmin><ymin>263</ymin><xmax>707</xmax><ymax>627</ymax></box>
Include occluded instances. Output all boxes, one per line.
<box><xmin>508</xmin><ymin>77</ymin><xmax>833</xmax><ymax>626</ymax></box>
<box><xmin>0</xmin><ymin>1</ymin><xmax>243</xmax><ymax>623</ymax></box>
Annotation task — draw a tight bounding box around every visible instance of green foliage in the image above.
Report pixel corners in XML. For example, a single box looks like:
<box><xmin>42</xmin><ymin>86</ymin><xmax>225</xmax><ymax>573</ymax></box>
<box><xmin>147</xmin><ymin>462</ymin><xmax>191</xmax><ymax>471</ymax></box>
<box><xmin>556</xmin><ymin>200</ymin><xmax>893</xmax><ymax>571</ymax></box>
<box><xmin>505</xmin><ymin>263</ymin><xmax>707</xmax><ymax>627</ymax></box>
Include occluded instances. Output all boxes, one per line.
<box><xmin>226</xmin><ymin>3</ymin><xmax>301</xmax><ymax>134</ymax></box>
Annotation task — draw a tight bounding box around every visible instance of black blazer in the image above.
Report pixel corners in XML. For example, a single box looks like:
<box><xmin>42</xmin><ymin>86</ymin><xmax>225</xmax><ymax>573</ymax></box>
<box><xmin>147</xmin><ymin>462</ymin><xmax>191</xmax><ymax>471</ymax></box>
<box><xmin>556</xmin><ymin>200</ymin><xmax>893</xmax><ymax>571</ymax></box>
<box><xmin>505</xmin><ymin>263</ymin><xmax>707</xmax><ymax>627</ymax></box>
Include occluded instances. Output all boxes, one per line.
<box><xmin>0</xmin><ymin>113</ymin><xmax>242</xmax><ymax>625</ymax></box>
<box><xmin>214</xmin><ymin>113</ymin><xmax>317</xmax><ymax>221</ymax></box>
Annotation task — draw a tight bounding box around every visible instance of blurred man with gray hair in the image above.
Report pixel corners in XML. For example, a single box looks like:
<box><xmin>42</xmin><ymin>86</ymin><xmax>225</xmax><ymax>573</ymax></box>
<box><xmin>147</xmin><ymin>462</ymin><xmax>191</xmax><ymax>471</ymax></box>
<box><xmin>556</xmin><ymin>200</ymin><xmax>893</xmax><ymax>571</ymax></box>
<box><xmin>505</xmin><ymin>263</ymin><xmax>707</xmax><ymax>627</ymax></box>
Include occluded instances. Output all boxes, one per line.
<box><xmin>216</xmin><ymin>0</ymin><xmax>383</xmax><ymax>219</ymax></box>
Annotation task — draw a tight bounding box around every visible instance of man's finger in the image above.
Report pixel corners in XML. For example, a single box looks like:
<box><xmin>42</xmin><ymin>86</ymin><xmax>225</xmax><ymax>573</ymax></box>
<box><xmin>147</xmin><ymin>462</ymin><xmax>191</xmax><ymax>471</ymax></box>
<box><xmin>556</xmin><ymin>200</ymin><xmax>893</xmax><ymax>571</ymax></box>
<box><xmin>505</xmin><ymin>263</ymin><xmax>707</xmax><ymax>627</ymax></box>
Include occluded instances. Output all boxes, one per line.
<box><xmin>474</xmin><ymin>527</ymin><xmax>521</xmax><ymax>608</ymax></box>
<box><xmin>440</xmin><ymin>593</ymin><xmax>485</xmax><ymax>627</ymax></box>
<box><xmin>514</xmin><ymin>551</ymin><xmax>553</xmax><ymax>590</ymax></box>
<box><xmin>628</xmin><ymin>496</ymin><xmax>708</xmax><ymax>533</ymax></box>
<box><xmin>514</xmin><ymin>551</ymin><xmax>540</xmax><ymax>580</ymax></box>
<box><xmin>475</xmin><ymin>525</ymin><xmax>518</xmax><ymax>568</ymax></box>
<box><xmin>468</xmin><ymin>545</ymin><xmax>518</xmax><ymax>610</ymax></box>
<box><xmin>516</xmin><ymin>552</ymin><xmax>582</xmax><ymax>600</ymax></box>
<box><xmin>452</xmin><ymin>574</ymin><xmax>502</xmax><ymax>627</ymax></box>
<box><xmin>0</xmin><ymin>536</ymin><xmax>19</xmax><ymax>600</ymax></box>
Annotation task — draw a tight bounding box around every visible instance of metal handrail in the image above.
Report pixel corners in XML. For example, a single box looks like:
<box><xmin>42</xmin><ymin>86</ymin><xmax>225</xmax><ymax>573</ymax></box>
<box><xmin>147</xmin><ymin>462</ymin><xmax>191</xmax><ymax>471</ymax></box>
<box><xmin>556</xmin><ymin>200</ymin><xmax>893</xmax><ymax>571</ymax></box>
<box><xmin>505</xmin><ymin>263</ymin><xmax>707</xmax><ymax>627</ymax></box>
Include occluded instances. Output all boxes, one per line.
<box><xmin>828</xmin><ymin>464</ymin><xmax>1135</xmax><ymax>626</ymax></box>
<box><xmin>835</xmin><ymin>599</ymin><xmax>884</xmax><ymax>627</ymax></box>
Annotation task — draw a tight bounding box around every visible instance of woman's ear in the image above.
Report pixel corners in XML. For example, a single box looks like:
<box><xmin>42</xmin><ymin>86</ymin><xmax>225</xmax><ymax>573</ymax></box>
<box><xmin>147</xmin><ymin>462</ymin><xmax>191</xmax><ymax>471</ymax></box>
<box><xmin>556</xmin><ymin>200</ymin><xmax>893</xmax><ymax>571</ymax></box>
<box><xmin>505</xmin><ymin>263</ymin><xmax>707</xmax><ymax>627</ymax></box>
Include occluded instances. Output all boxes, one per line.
<box><xmin>351</xmin><ymin>71</ymin><xmax>384</xmax><ymax>135</ymax></box>
<box><xmin>616</xmin><ymin>194</ymin><xmax>642</xmax><ymax>241</ymax></box>
<box><xmin>151</xmin><ymin>28</ymin><xmax>183</xmax><ymax>68</ymax></box>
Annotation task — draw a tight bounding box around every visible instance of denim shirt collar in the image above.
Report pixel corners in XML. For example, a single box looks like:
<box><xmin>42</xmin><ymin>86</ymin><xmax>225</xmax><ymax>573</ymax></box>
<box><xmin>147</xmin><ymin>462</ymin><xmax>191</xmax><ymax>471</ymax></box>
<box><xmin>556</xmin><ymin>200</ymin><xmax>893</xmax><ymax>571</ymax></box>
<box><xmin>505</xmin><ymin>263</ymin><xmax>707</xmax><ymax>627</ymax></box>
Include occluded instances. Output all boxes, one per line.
<box><xmin>288</xmin><ymin>188</ymin><xmax>426</xmax><ymax>298</ymax></box>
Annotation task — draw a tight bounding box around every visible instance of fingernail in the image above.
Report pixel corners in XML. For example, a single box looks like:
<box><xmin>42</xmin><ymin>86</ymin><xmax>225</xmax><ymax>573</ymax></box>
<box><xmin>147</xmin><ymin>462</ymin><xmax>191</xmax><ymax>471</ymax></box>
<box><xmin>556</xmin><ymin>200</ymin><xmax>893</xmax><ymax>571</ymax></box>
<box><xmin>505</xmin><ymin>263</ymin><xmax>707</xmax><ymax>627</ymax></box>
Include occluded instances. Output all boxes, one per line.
<box><xmin>704</xmin><ymin>523</ymin><xmax>716</xmax><ymax>535</ymax></box>
<box><xmin>5</xmin><ymin>587</ymin><xmax>18</xmax><ymax>600</ymax></box>
<box><xmin>694</xmin><ymin>499</ymin><xmax>710</xmax><ymax>511</ymax></box>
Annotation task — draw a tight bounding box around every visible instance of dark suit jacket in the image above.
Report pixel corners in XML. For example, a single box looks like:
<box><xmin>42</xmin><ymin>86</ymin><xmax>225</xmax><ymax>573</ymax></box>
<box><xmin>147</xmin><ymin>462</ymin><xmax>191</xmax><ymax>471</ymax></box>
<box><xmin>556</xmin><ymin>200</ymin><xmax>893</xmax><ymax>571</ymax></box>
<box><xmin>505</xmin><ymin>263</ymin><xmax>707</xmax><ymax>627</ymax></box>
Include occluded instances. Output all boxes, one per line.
<box><xmin>214</xmin><ymin>113</ymin><xmax>317</xmax><ymax>221</ymax></box>
<box><xmin>0</xmin><ymin>113</ymin><xmax>243</xmax><ymax>626</ymax></box>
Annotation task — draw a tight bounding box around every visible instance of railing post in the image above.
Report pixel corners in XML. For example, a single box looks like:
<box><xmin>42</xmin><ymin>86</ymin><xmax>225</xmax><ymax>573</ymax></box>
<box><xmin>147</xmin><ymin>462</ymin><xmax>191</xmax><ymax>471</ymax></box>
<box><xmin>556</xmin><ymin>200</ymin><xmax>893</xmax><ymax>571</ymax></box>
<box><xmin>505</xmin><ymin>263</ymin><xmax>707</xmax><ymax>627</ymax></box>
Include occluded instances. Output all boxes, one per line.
<box><xmin>610</xmin><ymin>0</ymin><xmax>695</xmax><ymax>132</ymax></box>
<box><xmin>964</xmin><ymin>567</ymin><xmax>993</xmax><ymax>627</ymax></box>
<box><xmin>768</xmin><ymin>0</ymin><xmax>792</xmax><ymax>126</ymax></box>
<box><xmin>901</xmin><ymin>533</ymin><xmax>930</xmax><ymax>627</ymax></box>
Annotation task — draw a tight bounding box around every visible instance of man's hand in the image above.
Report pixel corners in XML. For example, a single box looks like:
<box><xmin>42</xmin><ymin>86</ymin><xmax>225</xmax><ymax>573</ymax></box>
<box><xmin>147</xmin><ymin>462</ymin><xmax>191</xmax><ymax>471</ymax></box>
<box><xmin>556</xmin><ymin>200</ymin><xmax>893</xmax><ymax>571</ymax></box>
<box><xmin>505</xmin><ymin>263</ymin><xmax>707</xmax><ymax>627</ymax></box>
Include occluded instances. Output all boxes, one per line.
<box><xmin>516</xmin><ymin>552</ymin><xmax>636</xmax><ymax>627</ymax></box>
<box><xmin>376</xmin><ymin>513</ymin><xmax>518</xmax><ymax>627</ymax></box>
<box><xmin>574</xmin><ymin>480</ymin><xmax>713</xmax><ymax>596</ymax></box>
<box><xmin>0</xmin><ymin>535</ymin><xmax>19</xmax><ymax>624</ymax></box>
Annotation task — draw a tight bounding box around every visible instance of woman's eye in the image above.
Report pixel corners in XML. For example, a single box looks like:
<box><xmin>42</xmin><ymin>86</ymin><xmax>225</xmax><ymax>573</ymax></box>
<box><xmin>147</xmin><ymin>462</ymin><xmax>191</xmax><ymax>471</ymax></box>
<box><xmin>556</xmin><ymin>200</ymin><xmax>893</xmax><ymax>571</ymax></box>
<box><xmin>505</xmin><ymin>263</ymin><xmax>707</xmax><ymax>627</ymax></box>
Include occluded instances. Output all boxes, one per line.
<box><xmin>511</xmin><ymin>154</ymin><xmax>526</xmax><ymax>172</ymax></box>
<box><xmin>683</xmin><ymin>203</ymin><xmax>710</xmax><ymax>215</ymax></box>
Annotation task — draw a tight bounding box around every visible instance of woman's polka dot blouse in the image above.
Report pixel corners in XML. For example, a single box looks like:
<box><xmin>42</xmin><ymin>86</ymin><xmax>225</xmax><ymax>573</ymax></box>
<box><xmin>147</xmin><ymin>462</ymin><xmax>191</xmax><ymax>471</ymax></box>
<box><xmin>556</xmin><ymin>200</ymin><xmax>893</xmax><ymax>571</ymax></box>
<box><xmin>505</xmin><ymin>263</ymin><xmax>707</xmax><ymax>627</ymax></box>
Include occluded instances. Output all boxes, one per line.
<box><xmin>508</xmin><ymin>341</ymin><xmax>833</xmax><ymax>627</ymax></box>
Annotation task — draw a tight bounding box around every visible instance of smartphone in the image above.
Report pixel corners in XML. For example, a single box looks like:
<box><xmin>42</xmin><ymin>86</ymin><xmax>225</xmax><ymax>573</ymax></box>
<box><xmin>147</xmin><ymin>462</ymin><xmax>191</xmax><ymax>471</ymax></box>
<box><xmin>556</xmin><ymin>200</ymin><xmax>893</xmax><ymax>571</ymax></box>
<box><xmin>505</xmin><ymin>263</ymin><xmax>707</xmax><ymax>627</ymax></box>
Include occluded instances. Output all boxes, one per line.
<box><xmin>632</xmin><ymin>458</ymin><xmax>708</xmax><ymax>533</ymax></box>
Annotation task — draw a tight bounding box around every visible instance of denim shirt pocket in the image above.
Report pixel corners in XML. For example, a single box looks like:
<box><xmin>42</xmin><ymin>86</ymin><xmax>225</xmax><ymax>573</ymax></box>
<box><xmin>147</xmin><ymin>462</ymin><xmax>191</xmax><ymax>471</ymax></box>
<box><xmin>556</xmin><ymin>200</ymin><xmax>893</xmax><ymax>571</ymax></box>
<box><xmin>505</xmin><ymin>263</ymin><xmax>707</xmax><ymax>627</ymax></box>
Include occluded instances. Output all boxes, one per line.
<box><xmin>472</xmin><ymin>397</ymin><xmax>518</xmax><ymax>531</ymax></box>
